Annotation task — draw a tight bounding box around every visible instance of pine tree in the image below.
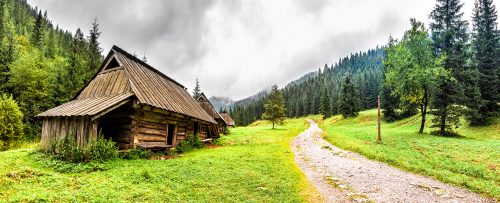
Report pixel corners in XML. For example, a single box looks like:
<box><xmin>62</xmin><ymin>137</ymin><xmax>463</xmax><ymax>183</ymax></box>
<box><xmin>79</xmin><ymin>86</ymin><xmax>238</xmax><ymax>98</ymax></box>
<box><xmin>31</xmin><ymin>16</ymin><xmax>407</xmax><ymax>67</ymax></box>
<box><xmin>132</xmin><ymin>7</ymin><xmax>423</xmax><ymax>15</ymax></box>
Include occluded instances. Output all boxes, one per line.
<box><xmin>471</xmin><ymin>0</ymin><xmax>500</xmax><ymax>125</ymax></box>
<box><xmin>429</xmin><ymin>0</ymin><xmax>470</xmax><ymax>135</ymax></box>
<box><xmin>381</xmin><ymin>37</ymin><xmax>401</xmax><ymax>121</ymax></box>
<box><xmin>192</xmin><ymin>78</ymin><xmax>201</xmax><ymax>99</ymax></box>
<box><xmin>88</xmin><ymin>18</ymin><xmax>102</xmax><ymax>79</ymax></box>
<box><xmin>31</xmin><ymin>10</ymin><xmax>44</xmax><ymax>48</ymax></box>
<box><xmin>320</xmin><ymin>86</ymin><xmax>332</xmax><ymax>119</ymax></box>
<box><xmin>338</xmin><ymin>74</ymin><xmax>360</xmax><ymax>118</ymax></box>
<box><xmin>262</xmin><ymin>85</ymin><xmax>286</xmax><ymax>129</ymax></box>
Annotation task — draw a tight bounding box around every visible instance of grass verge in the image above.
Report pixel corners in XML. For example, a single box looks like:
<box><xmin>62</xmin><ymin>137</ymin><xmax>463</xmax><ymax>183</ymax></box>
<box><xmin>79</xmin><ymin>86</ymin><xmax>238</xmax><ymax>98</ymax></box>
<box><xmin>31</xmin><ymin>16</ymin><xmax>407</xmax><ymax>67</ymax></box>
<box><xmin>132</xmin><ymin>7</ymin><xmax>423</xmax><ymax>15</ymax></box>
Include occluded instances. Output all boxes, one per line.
<box><xmin>0</xmin><ymin>118</ymin><xmax>319</xmax><ymax>202</ymax></box>
<box><xmin>320</xmin><ymin>109</ymin><xmax>499</xmax><ymax>199</ymax></box>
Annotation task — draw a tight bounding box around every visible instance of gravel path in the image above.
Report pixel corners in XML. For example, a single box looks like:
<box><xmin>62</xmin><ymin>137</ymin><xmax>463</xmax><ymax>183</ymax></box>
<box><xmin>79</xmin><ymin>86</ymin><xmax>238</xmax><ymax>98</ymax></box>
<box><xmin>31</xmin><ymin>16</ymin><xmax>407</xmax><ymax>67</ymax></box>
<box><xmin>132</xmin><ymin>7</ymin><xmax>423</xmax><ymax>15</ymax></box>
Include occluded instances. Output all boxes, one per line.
<box><xmin>291</xmin><ymin>119</ymin><xmax>493</xmax><ymax>203</ymax></box>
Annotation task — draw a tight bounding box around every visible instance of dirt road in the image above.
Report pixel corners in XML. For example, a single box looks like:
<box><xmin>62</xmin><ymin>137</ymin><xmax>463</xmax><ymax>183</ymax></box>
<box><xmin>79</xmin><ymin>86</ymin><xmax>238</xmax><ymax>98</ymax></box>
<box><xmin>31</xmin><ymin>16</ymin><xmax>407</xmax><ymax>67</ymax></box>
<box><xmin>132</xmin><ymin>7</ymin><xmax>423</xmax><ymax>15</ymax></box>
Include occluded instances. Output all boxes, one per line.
<box><xmin>291</xmin><ymin>119</ymin><xmax>492</xmax><ymax>203</ymax></box>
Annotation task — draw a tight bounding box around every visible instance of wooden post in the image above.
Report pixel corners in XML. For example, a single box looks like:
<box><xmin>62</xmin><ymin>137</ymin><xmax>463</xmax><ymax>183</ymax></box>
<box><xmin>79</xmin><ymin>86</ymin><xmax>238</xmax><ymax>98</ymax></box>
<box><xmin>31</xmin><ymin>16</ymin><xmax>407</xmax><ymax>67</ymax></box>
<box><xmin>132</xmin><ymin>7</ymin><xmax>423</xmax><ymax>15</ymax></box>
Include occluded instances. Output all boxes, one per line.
<box><xmin>377</xmin><ymin>95</ymin><xmax>382</xmax><ymax>143</ymax></box>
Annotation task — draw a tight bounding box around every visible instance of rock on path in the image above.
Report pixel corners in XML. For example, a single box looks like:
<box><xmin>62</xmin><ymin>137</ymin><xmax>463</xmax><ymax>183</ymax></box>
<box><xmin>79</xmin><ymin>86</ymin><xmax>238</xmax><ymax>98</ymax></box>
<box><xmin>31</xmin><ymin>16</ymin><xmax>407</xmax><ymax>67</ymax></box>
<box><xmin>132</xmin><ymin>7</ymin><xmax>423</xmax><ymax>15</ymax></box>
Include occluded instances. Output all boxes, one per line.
<box><xmin>291</xmin><ymin>119</ymin><xmax>493</xmax><ymax>203</ymax></box>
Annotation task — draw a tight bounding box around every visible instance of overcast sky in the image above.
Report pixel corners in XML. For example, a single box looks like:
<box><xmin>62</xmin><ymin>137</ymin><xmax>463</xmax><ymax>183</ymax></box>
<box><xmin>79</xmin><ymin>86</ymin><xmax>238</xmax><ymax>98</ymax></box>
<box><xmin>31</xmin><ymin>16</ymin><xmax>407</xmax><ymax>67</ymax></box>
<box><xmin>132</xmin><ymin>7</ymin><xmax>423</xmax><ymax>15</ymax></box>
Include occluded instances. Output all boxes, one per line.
<box><xmin>27</xmin><ymin>0</ymin><xmax>498</xmax><ymax>100</ymax></box>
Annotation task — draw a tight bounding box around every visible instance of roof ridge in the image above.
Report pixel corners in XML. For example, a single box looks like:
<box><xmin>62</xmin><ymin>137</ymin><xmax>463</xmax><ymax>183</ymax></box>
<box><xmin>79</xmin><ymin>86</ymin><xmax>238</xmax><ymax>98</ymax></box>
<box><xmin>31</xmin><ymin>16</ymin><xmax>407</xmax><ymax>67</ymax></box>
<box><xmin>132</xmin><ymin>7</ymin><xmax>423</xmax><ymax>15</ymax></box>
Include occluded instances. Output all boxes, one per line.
<box><xmin>111</xmin><ymin>45</ymin><xmax>186</xmax><ymax>89</ymax></box>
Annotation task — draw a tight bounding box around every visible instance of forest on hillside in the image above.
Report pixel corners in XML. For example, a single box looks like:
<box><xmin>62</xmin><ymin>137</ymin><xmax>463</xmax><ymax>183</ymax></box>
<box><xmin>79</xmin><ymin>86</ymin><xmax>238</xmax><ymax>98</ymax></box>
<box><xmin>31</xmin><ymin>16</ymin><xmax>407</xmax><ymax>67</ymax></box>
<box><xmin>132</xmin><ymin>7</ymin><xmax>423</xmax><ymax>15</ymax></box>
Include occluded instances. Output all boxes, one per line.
<box><xmin>231</xmin><ymin>0</ymin><xmax>499</xmax><ymax>135</ymax></box>
<box><xmin>0</xmin><ymin>0</ymin><xmax>103</xmax><ymax>149</ymax></box>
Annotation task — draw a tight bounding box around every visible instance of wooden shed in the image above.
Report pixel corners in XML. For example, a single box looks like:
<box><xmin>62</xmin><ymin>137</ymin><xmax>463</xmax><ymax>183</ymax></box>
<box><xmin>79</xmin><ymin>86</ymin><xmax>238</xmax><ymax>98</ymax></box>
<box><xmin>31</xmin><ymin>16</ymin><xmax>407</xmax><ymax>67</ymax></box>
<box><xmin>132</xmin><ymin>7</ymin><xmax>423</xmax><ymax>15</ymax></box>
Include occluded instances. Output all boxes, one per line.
<box><xmin>220</xmin><ymin>111</ymin><xmax>235</xmax><ymax>127</ymax></box>
<box><xmin>37</xmin><ymin>45</ymin><xmax>218</xmax><ymax>150</ymax></box>
<box><xmin>196</xmin><ymin>93</ymin><xmax>228</xmax><ymax>134</ymax></box>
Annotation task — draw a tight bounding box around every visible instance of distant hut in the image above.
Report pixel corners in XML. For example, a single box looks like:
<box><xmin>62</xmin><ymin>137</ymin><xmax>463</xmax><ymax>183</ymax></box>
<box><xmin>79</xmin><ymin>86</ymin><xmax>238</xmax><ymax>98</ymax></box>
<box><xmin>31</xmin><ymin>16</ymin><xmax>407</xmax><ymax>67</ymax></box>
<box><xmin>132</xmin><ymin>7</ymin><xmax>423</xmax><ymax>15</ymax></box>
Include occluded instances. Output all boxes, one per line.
<box><xmin>220</xmin><ymin>111</ymin><xmax>235</xmax><ymax>127</ymax></box>
<box><xmin>196</xmin><ymin>93</ymin><xmax>228</xmax><ymax>134</ymax></box>
<box><xmin>37</xmin><ymin>45</ymin><xmax>218</xmax><ymax>150</ymax></box>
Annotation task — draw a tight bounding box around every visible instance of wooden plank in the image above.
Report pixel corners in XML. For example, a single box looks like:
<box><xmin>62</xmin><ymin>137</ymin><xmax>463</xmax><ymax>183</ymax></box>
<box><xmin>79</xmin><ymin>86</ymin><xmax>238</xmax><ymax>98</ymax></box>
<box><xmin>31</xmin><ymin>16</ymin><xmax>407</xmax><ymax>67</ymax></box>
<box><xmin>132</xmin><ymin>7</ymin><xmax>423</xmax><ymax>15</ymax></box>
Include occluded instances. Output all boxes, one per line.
<box><xmin>137</xmin><ymin>127</ymin><xmax>166</xmax><ymax>136</ymax></box>
<box><xmin>136</xmin><ymin>142</ymin><xmax>172</xmax><ymax>149</ymax></box>
<box><xmin>136</xmin><ymin>134</ymin><xmax>166</xmax><ymax>142</ymax></box>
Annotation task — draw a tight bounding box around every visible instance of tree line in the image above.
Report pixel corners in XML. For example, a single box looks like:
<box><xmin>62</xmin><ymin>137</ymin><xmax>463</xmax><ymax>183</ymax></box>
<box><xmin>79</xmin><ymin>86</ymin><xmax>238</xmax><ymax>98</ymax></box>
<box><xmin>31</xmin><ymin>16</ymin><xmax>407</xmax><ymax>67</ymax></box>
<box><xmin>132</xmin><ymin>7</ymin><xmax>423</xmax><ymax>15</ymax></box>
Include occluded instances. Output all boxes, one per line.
<box><xmin>0</xmin><ymin>0</ymin><xmax>103</xmax><ymax>149</ymax></box>
<box><xmin>231</xmin><ymin>0</ymin><xmax>499</xmax><ymax>135</ymax></box>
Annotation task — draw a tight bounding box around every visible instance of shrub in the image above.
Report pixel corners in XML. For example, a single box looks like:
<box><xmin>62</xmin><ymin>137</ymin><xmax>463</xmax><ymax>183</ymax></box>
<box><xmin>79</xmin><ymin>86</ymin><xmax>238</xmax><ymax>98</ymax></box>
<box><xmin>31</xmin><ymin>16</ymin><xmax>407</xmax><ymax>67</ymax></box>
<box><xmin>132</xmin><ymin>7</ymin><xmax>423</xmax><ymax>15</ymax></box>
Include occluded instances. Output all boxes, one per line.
<box><xmin>120</xmin><ymin>148</ymin><xmax>151</xmax><ymax>160</ymax></box>
<box><xmin>0</xmin><ymin>94</ymin><xmax>24</xmax><ymax>151</ymax></box>
<box><xmin>45</xmin><ymin>133</ymin><xmax>118</xmax><ymax>163</ymax></box>
<box><xmin>176</xmin><ymin>133</ymin><xmax>202</xmax><ymax>153</ymax></box>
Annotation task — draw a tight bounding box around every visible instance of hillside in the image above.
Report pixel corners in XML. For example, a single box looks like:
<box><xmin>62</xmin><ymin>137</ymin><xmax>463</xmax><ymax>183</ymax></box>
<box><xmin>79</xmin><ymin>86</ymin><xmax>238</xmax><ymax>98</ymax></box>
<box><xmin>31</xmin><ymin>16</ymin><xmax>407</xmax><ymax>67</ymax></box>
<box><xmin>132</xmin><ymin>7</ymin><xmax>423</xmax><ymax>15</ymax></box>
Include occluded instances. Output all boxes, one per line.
<box><xmin>231</xmin><ymin>47</ymin><xmax>384</xmax><ymax>126</ymax></box>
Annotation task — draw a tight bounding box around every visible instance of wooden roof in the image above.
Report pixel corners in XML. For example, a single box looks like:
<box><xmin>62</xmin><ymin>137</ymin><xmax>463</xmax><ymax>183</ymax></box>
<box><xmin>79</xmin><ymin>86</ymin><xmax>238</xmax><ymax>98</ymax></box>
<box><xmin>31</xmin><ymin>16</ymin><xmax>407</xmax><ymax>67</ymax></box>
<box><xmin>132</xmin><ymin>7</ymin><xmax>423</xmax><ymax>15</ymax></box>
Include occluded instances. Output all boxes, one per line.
<box><xmin>220</xmin><ymin>112</ymin><xmax>235</xmax><ymax>126</ymax></box>
<box><xmin>38</xmin><ymin>93</ymin><xmax>134</xmax><ymax>117</ymax></box>
<box><xmin>196</xmin><ymin>93</ymin><xmax>227</xmax><ymax>125</ymax></box>
<box><xmin>38</xmin><ymin>45</ymin><xmax>216</xmax><ymax>124</ymax></box>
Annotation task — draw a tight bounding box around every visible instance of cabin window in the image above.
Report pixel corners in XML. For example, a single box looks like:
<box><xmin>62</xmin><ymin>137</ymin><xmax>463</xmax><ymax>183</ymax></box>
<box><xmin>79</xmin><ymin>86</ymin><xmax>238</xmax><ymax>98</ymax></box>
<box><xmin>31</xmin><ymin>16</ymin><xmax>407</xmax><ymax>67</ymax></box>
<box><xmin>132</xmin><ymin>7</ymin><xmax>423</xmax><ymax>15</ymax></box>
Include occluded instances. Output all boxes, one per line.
<box><xmin>167</xmin><ymin>124</ymin><xmax>176</xmax><ymax>145</ymax></box>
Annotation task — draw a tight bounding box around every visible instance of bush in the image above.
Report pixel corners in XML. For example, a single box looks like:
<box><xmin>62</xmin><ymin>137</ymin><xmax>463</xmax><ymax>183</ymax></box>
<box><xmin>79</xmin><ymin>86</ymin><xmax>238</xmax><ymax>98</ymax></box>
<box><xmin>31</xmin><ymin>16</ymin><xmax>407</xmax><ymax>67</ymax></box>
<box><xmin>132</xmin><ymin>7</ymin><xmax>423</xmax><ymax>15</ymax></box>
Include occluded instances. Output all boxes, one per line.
<box><xmin>120</xmin><ymin>148</ymin><xmax>151</xmax><ymax>160</ymax></box>
<box><xmin>0</xmin><ymin>94</ymin><xmax>24</xmax><ymax>151</ymax></box>
<box><xmin>45</xmin><ymin>133</ymin><xmax>118</xmax><ymax>163</ymax></box>
<box><xmin>176</xmin><ymin>133</ymin><xmax>202</xmax><ymax>153</ymax></box>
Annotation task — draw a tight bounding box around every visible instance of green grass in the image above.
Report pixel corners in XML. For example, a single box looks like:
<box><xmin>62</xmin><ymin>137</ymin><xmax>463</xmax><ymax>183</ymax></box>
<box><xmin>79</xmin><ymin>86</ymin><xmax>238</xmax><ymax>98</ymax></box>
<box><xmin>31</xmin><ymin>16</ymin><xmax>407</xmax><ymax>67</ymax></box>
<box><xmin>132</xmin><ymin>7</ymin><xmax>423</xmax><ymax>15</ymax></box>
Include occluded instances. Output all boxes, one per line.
<box><xmin>319</xmin><ymin>109</ymin><xmax>500</xmax><ymax>199</ymax></box>
<box><xmin>0</xmin><ymin>118</ymin><xmax>320</xmax><ymax>202</ymax></box>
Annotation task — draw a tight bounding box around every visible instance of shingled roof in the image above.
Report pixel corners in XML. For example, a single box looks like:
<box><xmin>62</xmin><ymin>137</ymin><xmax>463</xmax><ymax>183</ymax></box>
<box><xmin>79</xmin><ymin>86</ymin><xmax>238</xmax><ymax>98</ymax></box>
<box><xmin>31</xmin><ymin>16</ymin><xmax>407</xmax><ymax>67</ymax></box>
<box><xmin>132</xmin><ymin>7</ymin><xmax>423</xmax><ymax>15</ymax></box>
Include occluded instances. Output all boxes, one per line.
<box><xmin>38</xmin><ymin>45</ymin><xmax>216</xmax><ymax>124</ymax></box>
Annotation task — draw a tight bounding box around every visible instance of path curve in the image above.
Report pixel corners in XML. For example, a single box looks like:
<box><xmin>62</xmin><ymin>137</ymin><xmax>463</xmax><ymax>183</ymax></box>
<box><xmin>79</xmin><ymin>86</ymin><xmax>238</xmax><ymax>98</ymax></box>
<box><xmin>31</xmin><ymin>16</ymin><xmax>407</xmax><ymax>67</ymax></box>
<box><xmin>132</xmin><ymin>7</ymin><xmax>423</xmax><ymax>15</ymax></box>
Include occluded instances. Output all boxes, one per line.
<box><xmin>291</xmin><ymin>119</ymin><xmax>493</xmax><ymax>203</ymax></box>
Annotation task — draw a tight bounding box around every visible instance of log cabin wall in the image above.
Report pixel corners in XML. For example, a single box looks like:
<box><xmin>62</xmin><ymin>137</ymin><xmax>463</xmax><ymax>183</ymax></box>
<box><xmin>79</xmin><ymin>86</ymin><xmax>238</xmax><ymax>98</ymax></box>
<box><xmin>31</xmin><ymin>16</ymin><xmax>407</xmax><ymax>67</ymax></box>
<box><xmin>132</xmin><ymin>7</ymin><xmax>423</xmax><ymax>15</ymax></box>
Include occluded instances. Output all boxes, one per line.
<box><xmin>40</xmin><ymin>116</ymin><xmax>97</xmax><ymax>149</ymax></box>
<box><xmin>131</xmin><ymin>104</ymin><xmax>210</xmax><ymax>148</ymax></box>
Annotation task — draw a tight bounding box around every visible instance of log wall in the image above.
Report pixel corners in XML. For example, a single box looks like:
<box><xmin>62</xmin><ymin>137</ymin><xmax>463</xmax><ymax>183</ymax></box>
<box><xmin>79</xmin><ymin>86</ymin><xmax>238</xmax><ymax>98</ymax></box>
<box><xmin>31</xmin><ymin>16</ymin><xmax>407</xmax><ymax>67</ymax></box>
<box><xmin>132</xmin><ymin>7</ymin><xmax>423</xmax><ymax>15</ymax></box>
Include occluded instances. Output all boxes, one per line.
<box><xmin>40</xmin><ymin>116</ymin><xmax>97</xmax><ymax>149</ymax></box>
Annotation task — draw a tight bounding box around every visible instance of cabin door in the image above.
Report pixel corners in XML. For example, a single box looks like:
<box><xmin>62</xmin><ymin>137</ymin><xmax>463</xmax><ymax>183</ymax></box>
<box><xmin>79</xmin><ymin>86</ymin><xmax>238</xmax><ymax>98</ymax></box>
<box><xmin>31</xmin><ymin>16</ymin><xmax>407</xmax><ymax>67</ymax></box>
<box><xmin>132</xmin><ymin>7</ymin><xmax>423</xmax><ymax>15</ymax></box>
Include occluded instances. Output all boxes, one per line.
<box><xmin>167</xmin><ymin>124</ymin><xmax>176</xmax><ymax>146</ymax></box>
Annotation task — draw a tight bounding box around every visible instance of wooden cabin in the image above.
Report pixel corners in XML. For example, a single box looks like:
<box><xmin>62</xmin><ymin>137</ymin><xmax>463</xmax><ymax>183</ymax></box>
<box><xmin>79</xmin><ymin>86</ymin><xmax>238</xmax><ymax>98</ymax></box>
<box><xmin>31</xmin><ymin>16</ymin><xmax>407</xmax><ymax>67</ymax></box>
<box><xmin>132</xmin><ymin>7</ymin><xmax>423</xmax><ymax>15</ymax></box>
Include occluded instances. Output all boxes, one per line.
<box><xmin>220</xmin><ymin>111</ymin><xmax>235</xmax><ymax>127</ymax></box>
<box><xmin>196</xmin><ymin>93</ymin><xmax>228</xmax><ymax>134</ymax></box>
<box><xmin>37</xmin><ymin>45</ymin><xmax>219</xmax><ymax>150</ymax></box>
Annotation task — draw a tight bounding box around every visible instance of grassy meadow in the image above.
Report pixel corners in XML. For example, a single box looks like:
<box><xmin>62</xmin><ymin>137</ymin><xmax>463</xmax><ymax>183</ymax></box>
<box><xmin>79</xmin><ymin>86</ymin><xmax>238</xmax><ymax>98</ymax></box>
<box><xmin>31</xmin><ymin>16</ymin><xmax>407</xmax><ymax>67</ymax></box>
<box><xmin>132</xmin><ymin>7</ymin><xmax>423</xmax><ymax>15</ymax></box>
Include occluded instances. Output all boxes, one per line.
<box><xmin>0</xmin><ymin>118</ymin><xmax>320</xmax><ymax>202</ymax></box>
<box><xmin>319</xmin><ymin>109</ymin><xmax>499</xmax><ymax>199</ymax></box>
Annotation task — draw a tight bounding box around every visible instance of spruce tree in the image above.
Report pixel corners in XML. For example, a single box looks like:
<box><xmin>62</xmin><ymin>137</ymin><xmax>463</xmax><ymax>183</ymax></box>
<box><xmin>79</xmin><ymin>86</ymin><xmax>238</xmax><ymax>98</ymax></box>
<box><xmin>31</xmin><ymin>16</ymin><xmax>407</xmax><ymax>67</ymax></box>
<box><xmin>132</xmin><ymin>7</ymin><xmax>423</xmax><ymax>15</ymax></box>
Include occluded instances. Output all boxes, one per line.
<box><xmin>381</xmin><ymin>37</ymin><xmax>401</xmax><ymax>121</ymax></box>
<box><xmin>262</xmin><ymin>85</ymin><xmax>286</xmax><ymax>129</ymax></box>
<box><xmin>471</xmin><ymin>0</ymin><xmax>499</xmax><ymax>125</ymax></box>
<box><xmin>429</xmin><ymin>0</ymin><xmax>470</xmax><ymax>135</ymax></box>
<box><xmin>88</xmin><ymin>18</ymin><xmax>102</xmax><ymax>79</ymax></box>
<box><xmin>192</xmin><ymin>78</ymin><xmax>201</xmax><ymax>99</ymax></box>
<box><xmin>338</xmin><ymin>74</ymin><xmax>360</xmax><ymax>118</ymax></box>
<box><xmin>320</xmin><ymin>86</ymin><xmax>332</xmax><ymax>119</ymax></box>
<box><xmin>32</xmin><ymin>10</ymin><xmax>44</xmax><ymax>48</ymax></box>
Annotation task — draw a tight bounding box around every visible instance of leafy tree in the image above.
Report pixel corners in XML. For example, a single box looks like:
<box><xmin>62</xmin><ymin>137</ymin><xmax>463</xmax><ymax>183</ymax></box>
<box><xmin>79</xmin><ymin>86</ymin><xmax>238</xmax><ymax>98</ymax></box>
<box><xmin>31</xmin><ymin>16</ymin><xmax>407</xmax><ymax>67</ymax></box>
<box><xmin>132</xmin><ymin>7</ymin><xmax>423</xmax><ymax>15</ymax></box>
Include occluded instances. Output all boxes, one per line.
<box><xmin>338</xmin><ymin>73</ymin><xmax>360</xmax><ymax>118</ymax></box>
<box><xmin>428</xmin><ymin>0</ymin><xmax>471</xmax><ymax>135</ymax></box>
<box><xmin>385</xmin><ymin>19</ymin><xmax>447</xmax><ymax>134</ymax></box>
<box><xmin>0</xmin><ymin>94</ymin><xmax>23</xmax><ymax>150</ymax></box>
<box><xmin>262</xmin><ymin>85</ymin><xmax>286</xmax><ymax>129</ymax></box>
<box><xmin>320</xmin><ymin>86</ymin><xmax>332</xmax><ymax>119</ymax></box>
<box><xmin>192</xmin><ymin>78</ymin><xmax>201</xmax><ymax>99</ymax></box>
<box><xmin>471</xmin><ymin>0</ymin><xmax>500</xmax><ymax>125</ymax></box>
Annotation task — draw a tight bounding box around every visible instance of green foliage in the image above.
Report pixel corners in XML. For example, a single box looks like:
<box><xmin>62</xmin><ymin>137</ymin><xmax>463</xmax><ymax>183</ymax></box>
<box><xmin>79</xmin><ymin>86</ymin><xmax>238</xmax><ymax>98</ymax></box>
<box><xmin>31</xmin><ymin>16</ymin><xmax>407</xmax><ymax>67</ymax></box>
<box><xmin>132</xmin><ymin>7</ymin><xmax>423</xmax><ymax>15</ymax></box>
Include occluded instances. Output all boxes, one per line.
<box><xmin>262</xmin><ymin>85</ymin><xmax>286</xmax><ymax>129</ymax></box>
<box><xmin>320</xmin><ymin>86</ymin><xmax>332</xmax><ymax>119</ymax></box>
<box><xmin>429</xmin><ymin>0</ymin><xmax>475</xmax><ymax>135</ymax></box>
<box><xmin>384</xmin><ymin>19</ymin><xmax>448</xmax><ymax>133</ymax></box>
<box><xmin>176</xmin><ymin>133</ymin><xmax>202</xmax><ymax>153</ymax></box>
<box><xmin>471</xmin><ymin>0</ymin><xmax>500</xmax><ymax>125</ymax></box>
<box><xmin>120</xmin><ymin>148</ymin><xmax>151</xmax><ymax>160</ymax></box>
<box><xmin>192</xmin><ymin>78</ymin><xmax>201</xmax><ymax>99</ymax></box>
<box><xmin>0</xmin><ymin>94</ymin><xmax>23</xmax><ymax>150</ymax></box>
<box><xmin>338</xmin><ymin>73</ymin><xmax>360</xmax><ymax>118</ymax></box>
<box><xmin>44</xmin><ymin>134</ymin><xmax>118</xmax><ymax>163</ymax></box>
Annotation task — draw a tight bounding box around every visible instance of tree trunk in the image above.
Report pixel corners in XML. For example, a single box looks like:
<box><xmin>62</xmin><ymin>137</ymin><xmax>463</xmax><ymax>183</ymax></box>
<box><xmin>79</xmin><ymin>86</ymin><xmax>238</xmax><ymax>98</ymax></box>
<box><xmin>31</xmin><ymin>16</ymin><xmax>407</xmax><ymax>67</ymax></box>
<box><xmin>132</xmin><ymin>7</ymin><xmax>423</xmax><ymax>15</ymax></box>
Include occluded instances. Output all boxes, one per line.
<box><xmin>419</xmin><ymin>88</ymin><xmax>428</xmax><ymax>134</ymax></box>
<box><xmin>440</xmin><ymin>109</ymin><xmax>446</xmax><ymax>135</ymax></box>
<box><xmin>272</xmin><ymin>122</ymin><xmax>275</xmax><ymax>129</ymax></box>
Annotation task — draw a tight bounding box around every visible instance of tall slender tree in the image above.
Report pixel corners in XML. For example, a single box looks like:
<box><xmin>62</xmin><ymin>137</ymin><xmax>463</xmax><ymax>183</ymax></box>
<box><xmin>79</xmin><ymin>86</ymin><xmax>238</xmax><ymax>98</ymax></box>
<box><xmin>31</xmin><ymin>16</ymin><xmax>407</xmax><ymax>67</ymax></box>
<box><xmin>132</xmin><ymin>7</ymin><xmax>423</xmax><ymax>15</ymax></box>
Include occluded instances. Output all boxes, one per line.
<box><xmin>31</xmin><ymin>10</ymin><xmax>44</xmax><ymax>48</ymax></box>
<box><xmin>429</xmin><ymin>0</ymin><xmax>471</xmax><ymax>135</ymax></box>
<box><xmin>320</xmin><ymin>86</ymin><xmax>332</xmax><ymax>119</ymax></box>
<box><xmin>192</xmin><ymin>78</ymin><xmax>201</xmax><ymax>99</ymax></box>
<box><xmin>471</xmin><ymin>0</ymin><xmax>500</xmax><ymax>125</ymax></box>
<box><xmin>88</xmin><ymin>18</ymin><xmax>102</xmax><ymax>79</ymax></box>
